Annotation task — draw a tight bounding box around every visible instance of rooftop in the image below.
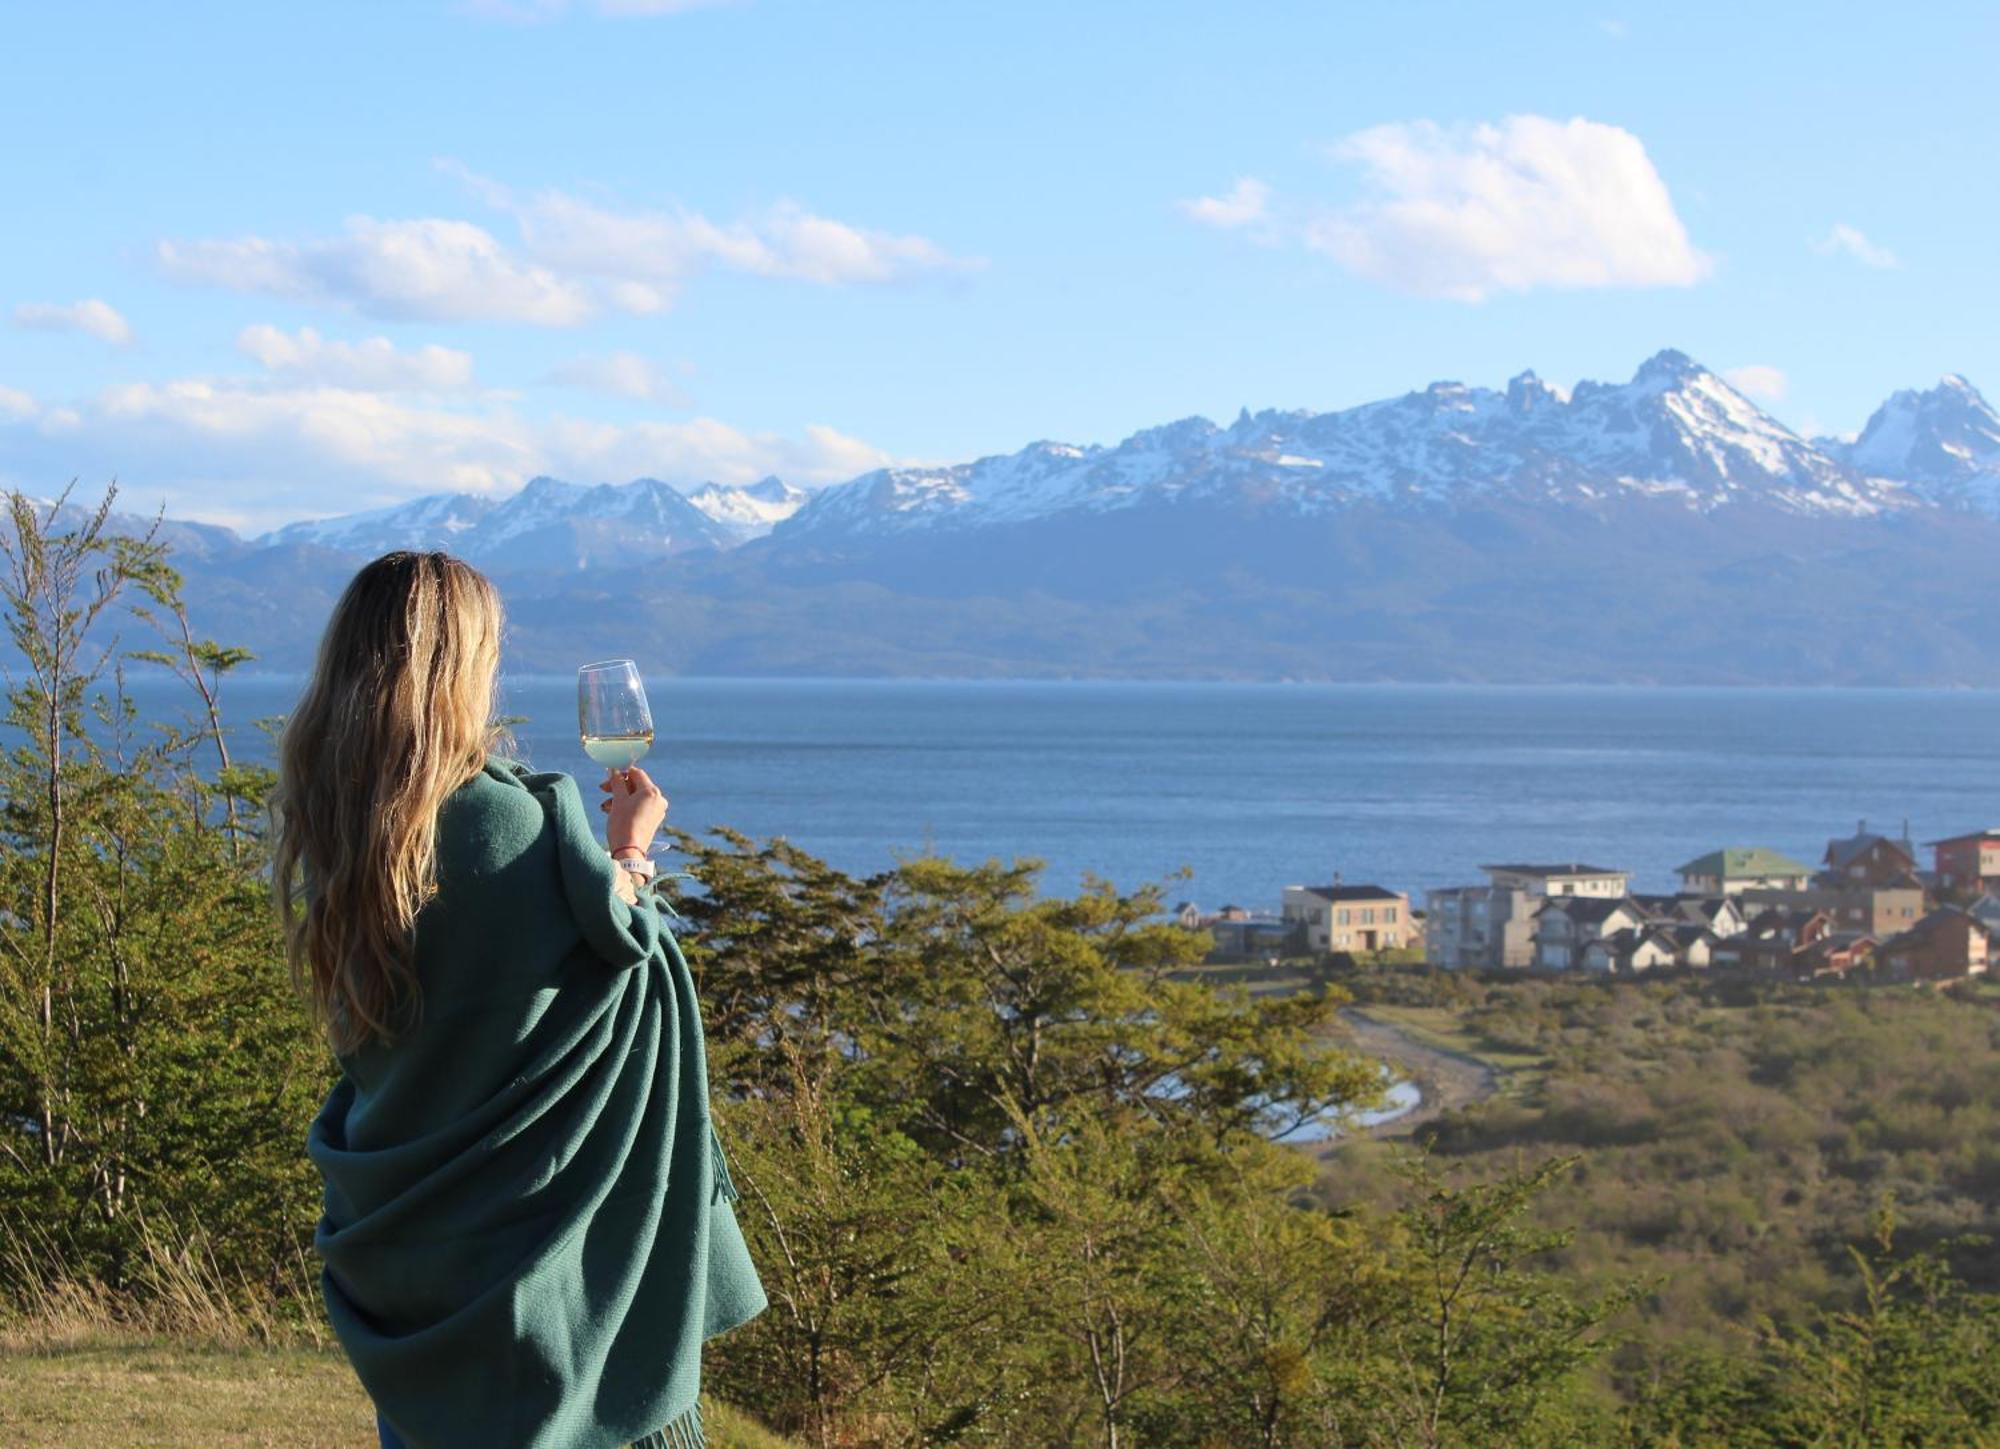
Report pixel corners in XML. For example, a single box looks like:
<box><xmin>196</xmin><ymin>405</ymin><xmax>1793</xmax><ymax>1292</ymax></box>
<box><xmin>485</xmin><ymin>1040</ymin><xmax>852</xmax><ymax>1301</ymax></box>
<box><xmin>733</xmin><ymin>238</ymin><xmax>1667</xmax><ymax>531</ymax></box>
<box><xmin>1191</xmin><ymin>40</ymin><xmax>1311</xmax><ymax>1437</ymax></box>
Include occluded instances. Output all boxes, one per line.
<box><xmin>1925</xmin><ymin>828</ymin><xmax>2000</xmax><ymax>847</ymax></box>
<box><xmin>1480</xmin><ymin>862</ymin><xmax>1625</xmax><ymax>878</ymax></box>
<box><xmin>1294</xmin><ymin>884</ymin><xmax>1402</xmax><ymax>903</ymax></box>
<box><xmin>1676</xmin><ymin>847</ymin><xmax>1813</xmax><ymax>880</ymax></box>
<box><xmin>1536</xmin><ymin>895</ymin><xmax>1643</xmax><ymax>924</ymax></box>
<box><xmin>1747</xmin><ymin>902</ymin><xmax>1828</xmax><ymax>932</ymax></box>
<box><xmin>1825</xmin><ymin>831</ymin><xmax>1916</xmax><ymax>870</ymax></box>
<box><xmin>1914</xmin><ymin>905</ymin><xmax>1994</xmax><ymax>935</ymax></box>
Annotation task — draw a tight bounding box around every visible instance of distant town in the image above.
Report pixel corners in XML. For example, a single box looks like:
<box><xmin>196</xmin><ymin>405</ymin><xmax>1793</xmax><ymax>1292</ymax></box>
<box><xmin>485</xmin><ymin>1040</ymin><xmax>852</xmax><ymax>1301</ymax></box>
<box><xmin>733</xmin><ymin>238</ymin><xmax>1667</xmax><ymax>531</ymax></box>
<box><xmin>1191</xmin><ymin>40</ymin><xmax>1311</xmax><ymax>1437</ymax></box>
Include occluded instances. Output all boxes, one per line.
<box><xmin>1176</xmin><ymin>823</ymin><xmax>2000</xmax><ymax>987</ymax></box>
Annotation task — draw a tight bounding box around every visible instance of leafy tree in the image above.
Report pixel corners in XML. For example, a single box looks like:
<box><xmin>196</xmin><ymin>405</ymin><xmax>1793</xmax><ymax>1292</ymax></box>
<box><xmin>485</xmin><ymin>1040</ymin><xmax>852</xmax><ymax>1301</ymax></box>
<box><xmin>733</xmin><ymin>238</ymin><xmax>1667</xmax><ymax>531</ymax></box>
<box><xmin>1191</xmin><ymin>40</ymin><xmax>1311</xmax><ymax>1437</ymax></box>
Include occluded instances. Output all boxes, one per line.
<box><xmin>703</xmin><ymin>1035</ymin><xmax>1002</xmax><ymax>1449</ymax></box>
<box><xmin>678</xmin><ymin>833</ymin><xmax>1623</xmax><ymax>1445</ymax></box>
<box><xmin>1312</xmin><ymin>1155</ymin><xmax>1629</xmax><ymax>1448</ymax></box>
<box><xmin>660</xmin><ymin>824</ymin><xmax>890</xmax><ymax>1101</ymax></box>
<box><xmin>1757</xmin><ymin>1203</ymin><xmax>1999</xmax><ymax>1447</ymax></box>
<box><xmin>0</xmin><ymin>486</ymin><xmax>325</xmax><ymax>1307</ymax></box>
<box><xmin>11</xmin><ymin>490</ymin><xmax>1995</xmax><ymax>1447</ymax></box>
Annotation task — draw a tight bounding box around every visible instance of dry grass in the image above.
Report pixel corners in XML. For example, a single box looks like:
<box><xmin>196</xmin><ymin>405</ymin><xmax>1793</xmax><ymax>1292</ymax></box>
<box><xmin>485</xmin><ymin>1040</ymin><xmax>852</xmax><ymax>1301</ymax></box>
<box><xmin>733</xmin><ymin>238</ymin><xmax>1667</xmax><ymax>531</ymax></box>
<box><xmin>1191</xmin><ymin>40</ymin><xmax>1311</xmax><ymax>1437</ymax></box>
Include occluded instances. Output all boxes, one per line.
<box><xmin>0</xmin><ymin>1217</ymin><xmax>320</xmax><ymax>1352</ymax></box>
<box><xmin>0</xmin><ymin>1224</ymin><xmax>796</xmax><ymax>1446</ymax></box>
<box><xmin>0</xmin><ymin>1336</ymin><xmax>797</xmax><ymax>1448</ymax></box>
<box><xmin>1352</xmin><ymin>1002</ymin><xmax>1551</xmax><ymax>1100</ymax></box>
<box><xmin>0</xmin><ymin>1337</ymin><xmax>376</xmax><ymax>1448</ymax></box>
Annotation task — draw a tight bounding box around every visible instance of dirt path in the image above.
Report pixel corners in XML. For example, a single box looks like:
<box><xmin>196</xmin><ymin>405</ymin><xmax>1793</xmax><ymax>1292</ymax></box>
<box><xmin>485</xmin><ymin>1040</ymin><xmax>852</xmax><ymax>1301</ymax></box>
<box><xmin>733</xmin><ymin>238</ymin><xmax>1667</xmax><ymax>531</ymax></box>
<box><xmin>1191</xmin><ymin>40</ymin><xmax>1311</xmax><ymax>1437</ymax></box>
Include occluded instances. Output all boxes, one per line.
<box><xmin>1319</xmin><ymin>1008</ymin><xmax>1500</xmax><ymax>1147</ymax></box>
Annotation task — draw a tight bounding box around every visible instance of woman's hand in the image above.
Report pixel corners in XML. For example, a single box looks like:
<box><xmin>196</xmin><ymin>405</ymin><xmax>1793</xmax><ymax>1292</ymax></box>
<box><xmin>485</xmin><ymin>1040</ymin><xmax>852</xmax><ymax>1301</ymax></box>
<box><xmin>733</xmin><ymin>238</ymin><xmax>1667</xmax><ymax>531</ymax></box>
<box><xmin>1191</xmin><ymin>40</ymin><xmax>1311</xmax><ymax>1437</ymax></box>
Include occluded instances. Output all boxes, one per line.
<box><xmin>599</xmin><ymin>765</ymin><xmax>668</xmax><ymax>859</ymax></box>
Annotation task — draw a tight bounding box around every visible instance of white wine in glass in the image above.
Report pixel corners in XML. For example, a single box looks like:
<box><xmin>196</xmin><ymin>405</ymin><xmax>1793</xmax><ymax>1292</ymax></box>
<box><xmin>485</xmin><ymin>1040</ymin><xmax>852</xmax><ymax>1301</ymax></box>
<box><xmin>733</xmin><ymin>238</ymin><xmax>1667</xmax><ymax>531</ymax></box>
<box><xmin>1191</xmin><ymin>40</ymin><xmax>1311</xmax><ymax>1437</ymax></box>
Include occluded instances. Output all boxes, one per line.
<box><xmin>577</xmin><ymin>659</ymin><xmax>654</xmax><ymax>773</ymax></box>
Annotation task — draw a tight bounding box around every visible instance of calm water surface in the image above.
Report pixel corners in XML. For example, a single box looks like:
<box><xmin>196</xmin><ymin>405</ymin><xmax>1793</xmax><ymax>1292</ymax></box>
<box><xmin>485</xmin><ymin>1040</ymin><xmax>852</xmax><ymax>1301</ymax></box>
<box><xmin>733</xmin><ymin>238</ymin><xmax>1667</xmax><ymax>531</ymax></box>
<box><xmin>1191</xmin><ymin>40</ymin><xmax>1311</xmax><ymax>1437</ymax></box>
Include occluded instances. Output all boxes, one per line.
<box><xmin>146</xmin><ymin>677</ymin><xmax>2000</xmax><ymax>910</ymax></box>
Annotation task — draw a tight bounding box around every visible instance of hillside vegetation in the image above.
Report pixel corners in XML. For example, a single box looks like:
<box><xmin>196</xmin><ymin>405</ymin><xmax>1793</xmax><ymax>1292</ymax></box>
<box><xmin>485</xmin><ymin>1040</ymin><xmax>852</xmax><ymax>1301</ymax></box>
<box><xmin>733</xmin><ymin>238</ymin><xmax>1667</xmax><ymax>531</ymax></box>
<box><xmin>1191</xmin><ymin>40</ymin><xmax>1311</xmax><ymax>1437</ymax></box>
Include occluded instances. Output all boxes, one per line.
<box><xmin>1</xmin><ymin>487</ymin><xmax>1994</xmax><ymax>1446</ymax></box>
<box><xmin>1329</xmin><ymin>967</ymin><xmax>2000</xmax><ymax>1394</ymax></box>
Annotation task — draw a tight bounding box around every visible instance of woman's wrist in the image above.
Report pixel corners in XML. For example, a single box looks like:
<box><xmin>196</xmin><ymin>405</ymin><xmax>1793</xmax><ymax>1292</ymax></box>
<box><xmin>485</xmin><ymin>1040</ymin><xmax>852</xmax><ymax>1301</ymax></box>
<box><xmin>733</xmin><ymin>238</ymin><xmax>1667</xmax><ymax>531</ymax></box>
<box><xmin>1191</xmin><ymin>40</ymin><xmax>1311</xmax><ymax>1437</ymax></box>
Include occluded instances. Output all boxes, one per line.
<box><xmin>610</xmin><ymin>844</ymin><xmax>646</xmax><ymax>860</ymax></box>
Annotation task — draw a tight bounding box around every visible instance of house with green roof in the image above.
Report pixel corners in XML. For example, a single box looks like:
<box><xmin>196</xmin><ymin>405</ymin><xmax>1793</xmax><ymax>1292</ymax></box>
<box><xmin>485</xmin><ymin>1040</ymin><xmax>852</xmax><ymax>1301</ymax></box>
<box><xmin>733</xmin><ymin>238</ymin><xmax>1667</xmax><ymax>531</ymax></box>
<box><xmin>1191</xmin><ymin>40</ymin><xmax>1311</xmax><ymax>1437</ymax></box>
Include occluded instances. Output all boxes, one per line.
<box><xmin>1676</xmin><ymin>847</ymin><xmax>1814</xmax><ymax>896</ymax></box>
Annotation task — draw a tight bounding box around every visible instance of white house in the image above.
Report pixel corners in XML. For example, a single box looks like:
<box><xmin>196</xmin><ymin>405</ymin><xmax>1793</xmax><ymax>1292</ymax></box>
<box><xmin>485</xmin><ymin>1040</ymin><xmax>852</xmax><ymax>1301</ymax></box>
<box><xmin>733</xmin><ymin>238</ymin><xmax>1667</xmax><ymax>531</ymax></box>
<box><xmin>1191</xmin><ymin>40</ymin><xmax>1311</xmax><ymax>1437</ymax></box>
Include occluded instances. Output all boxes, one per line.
<box><xmin>1428</xmin><ymin>864</ymin><xmax>1632</xmax><ymax>970</ymax></box>
<box><xmin>1675</xmin><ymin>848</ymin><xmax>1813</xmax><ymax>896</ymax></box>
<box><xmin>1483</xmin><ymin>863</ymin><xmax>1631</xmax><ymax>899</ymax></box>
<box><xmin>1581</xmin><ymin>925</ymin><xmax>1682</xmax><ymax>973</ymax></box>
<box><xmin>1532</xmin><ymin>896</ymin><xmax>1653</xmax><ymax>971</ymax></box>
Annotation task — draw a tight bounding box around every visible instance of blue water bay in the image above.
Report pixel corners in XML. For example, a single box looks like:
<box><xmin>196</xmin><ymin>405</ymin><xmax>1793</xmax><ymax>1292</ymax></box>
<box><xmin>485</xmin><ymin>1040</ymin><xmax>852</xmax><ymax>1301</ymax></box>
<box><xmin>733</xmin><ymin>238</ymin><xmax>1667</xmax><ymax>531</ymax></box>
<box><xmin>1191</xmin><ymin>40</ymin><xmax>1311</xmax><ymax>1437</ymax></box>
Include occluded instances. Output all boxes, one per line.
<box><xmin>120</xmin><ymin>676</ymin><xmax>2000</xmax><ymax>911</ymax></box>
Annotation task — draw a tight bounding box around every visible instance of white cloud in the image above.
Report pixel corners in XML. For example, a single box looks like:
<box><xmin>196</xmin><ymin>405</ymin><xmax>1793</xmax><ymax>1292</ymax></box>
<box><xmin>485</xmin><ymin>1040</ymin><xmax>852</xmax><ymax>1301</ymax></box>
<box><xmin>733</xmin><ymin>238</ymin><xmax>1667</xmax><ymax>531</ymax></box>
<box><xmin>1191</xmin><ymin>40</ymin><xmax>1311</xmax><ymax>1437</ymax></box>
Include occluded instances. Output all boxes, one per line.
<box><xmin>0</xmin><ymin>384</ymin><xmax>37</xmax><ymax>421</ymax></box>
<box><xmin>12</xmin><ymin>298</ymin><xmax>135</xmax><ymax>346</ymax></box>
<box><xmin>1810</xmin><ymin>223</ymin><xmax>1899</xmax><ymax>270</ymax></box>
<box><xmin>158</xmin><ymin>217</ymin><xmax>597</xmax><ymax>325</ymax></box>
<box><xmin>237</xmin><ymin>325</ymin><xmax>475</xmax><ymax>391</ymax></box>
<box><xmin>1177</xmin><ymin>178</ymin><xmax>1272</xmax><ymax>231</ymax></box>
<box><xmin>443</xmin><ymin>163</ymin><xmax>980</xmax><ymax>296</ymax></box>
<box><xmin>0</xmin><ymin>375</ymin><xmax>887</xmax><ymax>532</ymax></box>
<box><xmin>1724</xmin><ymin>364</ymin><xmax>1788</xmax><ymax>403</ymax></box>
<box><xmin>159</xmin><ymin>178</ymin><xmax>975</xmax><ymax>325</ymax></box>
<box><xmin>606</xmin><ymin>280</ymin><xmax>670</xmax><ymax>314</ymax></box>
<box><xmin>543</xmin><ymin>351</ymin><xmax>691</xmax><ymax>406</ymax></box>
<box><xmin>1301</xmin><ymin>114</ymin><xmax>1711</xmax><ymax>302</ymax></box>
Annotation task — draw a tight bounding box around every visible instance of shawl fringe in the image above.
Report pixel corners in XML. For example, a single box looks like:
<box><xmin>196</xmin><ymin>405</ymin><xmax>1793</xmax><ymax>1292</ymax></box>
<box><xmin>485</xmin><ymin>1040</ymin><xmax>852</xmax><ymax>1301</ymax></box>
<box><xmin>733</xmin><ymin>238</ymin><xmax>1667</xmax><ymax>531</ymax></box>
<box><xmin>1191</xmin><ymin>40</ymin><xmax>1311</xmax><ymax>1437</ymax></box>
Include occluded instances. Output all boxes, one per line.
<box><xmin>634</xmin><ymin>1397</ymin><xmax>705</xmax><ymax>1448</ymax></box>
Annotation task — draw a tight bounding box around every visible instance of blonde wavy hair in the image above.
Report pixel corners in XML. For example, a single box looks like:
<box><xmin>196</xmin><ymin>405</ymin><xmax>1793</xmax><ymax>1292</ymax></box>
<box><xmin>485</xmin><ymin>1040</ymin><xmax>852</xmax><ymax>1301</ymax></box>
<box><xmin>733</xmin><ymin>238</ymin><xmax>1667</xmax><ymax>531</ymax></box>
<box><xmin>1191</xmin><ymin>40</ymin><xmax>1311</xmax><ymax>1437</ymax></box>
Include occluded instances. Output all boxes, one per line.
<box><xmin>275</xmin><ymin>551</ymin><xmax>505</xmax><ymax>1054</ymax></box>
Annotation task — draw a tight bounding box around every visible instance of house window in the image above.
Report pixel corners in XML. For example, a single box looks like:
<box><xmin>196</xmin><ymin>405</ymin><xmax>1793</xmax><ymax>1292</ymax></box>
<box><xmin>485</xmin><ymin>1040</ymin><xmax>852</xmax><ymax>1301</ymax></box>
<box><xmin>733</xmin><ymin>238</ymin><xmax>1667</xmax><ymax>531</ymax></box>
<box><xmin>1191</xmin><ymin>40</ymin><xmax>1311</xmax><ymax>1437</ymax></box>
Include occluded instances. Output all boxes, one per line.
<box><xmin>1386</xmin><ymin>908</ymin><xmax>1398</xmax><ymax>922</ymax></box>
<box><xmin>1362</xmin><ymin>908</ymin><xmax>1376</xmax><ymax>924</ymax></box>
<box><xmin>1337</xmin><ymin>908</ymin><xmax>1350</xmax><ymax>925</ymax></box>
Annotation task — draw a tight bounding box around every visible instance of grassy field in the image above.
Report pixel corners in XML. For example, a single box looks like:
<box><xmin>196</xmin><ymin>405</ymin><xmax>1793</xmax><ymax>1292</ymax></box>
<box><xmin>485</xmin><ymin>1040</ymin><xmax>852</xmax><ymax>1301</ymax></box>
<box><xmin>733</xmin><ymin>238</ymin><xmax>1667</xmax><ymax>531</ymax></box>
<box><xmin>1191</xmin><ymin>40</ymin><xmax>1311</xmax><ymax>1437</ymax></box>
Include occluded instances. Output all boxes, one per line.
<box><xmin>1165</xmin><ymin>960</ymin><xmax>1315</xmax><ymax>998</ymax></box>
<box><xmin>0</xmin><ymin>1337</ymin><xmax>796</xmax><ymax>1448</ymax></box>
<box><xmin>1345</xmin><ymin>1001</ymin><xmax>1551</xmax><ymax>1102</ymax></box>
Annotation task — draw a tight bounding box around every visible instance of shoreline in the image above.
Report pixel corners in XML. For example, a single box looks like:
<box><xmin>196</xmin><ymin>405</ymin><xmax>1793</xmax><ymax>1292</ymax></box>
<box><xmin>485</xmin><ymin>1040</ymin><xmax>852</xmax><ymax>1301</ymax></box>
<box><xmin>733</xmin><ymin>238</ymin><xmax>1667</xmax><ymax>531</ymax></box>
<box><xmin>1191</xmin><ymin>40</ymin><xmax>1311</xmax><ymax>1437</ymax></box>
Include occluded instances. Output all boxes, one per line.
<box><xmin>1307</xmin><ymin>1007</ymin><xmax>1501</xmax><ymax>1156</ymax></box>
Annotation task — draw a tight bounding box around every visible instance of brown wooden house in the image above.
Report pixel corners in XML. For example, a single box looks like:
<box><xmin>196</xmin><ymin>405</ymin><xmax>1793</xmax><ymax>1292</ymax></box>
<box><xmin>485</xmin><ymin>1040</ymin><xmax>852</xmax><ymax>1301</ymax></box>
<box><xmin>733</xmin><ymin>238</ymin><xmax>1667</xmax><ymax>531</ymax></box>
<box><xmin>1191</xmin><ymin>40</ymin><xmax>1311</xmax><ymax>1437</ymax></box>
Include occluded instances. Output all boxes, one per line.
<box><xmin>1877</xmin><ymin>908</ymin><xmax>1993</xmax><ymax>985</ymax></box>
<box><xmin>1713</xmin><ymin>906</ymin><xmax>1833</xmax><ymax>972</ymax></box>
<box><xmin>1792</xmin><ymin>931</ymin><xmax>1876</xmax><ymax>980</ymax></box>
<box><xmin>1929</xmin><ymin>830</ymin><xmax>2000</xmax><ymax>899</ymax></box>
<box><xmin>1821</xmin><ymin>825</ymin><xmax>1920</xmax><ymax>889</ymax></box>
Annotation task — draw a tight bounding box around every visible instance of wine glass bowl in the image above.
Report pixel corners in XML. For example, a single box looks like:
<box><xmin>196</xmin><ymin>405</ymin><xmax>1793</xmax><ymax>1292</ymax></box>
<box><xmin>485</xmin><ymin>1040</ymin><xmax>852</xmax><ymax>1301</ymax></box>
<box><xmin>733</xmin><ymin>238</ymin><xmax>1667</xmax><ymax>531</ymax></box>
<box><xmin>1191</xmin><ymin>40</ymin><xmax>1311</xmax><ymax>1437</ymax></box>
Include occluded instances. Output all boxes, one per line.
<box><xmin>577</xmin><ymin>659</ymin><xmax>654</xmax><ymax>773</ymax></box>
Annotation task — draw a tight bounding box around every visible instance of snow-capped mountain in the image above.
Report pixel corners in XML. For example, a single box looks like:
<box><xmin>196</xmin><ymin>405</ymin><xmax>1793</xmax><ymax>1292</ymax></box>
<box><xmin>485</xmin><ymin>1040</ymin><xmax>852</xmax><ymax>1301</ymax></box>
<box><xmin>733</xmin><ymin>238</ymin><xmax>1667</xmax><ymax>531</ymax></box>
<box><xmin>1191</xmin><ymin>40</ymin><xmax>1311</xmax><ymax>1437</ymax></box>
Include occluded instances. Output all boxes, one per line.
<box><xmin>1824</xmin><ymin>374</ymin><xmax>2000</xmax><ymax>516</ymax></box>
<box><xmin>261</xmin><ymin>475</ymin><xmax>732</xmax><ymax>571</ymax></box>
<box><xmin>774</xmin><ymin>350</ymin><xmax>1908</xmax><ymax>547</ymax></box>
<box><xmin>262</xmin><ymin>490</ymin><xmax>496</xmax><ymax>554</ymax></box>
<box><xmin>681</xmin><ymin>475</ymin><xmax>809</xmax><ymax>542</ymax></box>
<box><xmin>92</xmin><ymin>348</ymin><xmax>2000</xmax><ymax>684</ymax></box>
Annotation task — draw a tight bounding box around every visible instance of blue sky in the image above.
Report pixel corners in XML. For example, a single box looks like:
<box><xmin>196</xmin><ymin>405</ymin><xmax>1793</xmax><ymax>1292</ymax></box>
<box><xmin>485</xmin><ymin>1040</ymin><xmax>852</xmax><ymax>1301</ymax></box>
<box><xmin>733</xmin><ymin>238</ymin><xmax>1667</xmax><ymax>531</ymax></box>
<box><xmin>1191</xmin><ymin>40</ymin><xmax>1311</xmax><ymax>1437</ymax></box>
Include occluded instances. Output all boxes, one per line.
<box><xmin>2</xmin><ymin>0</ymin><xmax>1994</xmax><ymax>530</ymax></box>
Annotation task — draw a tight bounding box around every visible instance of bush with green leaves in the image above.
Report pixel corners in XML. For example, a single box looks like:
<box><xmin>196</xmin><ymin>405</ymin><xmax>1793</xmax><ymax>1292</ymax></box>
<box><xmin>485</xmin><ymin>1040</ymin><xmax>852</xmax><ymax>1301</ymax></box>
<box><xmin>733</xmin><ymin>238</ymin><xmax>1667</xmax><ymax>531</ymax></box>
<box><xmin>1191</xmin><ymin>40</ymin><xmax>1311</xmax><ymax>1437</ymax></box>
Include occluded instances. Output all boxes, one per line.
<box><xmin>0</xmin><ymin>488</ymin><xmax>328</xmax><ymax>1315</ymax></box>
<box><xmin>4</xmin><ymin>486</ymin><xmax>1993</xmax><ymax>1446</ymax></box>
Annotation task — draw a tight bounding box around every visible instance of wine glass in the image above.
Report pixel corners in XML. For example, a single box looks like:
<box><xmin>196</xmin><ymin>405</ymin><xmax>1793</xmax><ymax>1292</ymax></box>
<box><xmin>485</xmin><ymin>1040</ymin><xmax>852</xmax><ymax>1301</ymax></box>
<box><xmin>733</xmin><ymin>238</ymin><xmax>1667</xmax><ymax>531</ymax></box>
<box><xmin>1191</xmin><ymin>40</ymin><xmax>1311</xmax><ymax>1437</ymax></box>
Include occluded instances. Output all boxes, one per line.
<box><xmin>577</xmin><ymin>659</ymin><xmax>654</xmax><ymax>778</ymax></box>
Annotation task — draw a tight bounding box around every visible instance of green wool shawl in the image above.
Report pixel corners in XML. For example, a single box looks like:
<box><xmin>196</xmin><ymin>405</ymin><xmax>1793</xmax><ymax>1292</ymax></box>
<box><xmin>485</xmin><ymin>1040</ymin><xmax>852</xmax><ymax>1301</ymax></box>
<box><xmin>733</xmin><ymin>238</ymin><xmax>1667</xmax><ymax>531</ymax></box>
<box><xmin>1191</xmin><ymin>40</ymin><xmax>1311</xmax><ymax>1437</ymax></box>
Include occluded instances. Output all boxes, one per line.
<box><xmin>306</xmin><ymin>757</ymin><xmax>768</xmax><ymax>1449</ymax></box>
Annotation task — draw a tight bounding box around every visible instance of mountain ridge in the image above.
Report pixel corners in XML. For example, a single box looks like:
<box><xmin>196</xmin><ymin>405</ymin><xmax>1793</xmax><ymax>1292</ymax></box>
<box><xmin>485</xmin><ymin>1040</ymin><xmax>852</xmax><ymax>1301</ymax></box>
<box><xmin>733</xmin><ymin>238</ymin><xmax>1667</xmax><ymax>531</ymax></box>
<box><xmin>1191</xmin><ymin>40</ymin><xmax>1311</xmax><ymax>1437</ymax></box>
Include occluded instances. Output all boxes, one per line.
<box><xmin>768</xmin><ymin>349</ymin><xmax>1929</xmax><ymax>550</ymax></box>
<box><xmin>238</xmin><ymin>349</ymin><xmax>2000</xmax><ymax>558</ymax></box>
<box><xmin>18</xmin><ymin>349</ymin><xmax>2000</xmax><ymax>684</ymax></box>
<box><xmin>1821</xmin><ymin>373</ymin><xmax>2000</xmax><ymax>516</ymax></box>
